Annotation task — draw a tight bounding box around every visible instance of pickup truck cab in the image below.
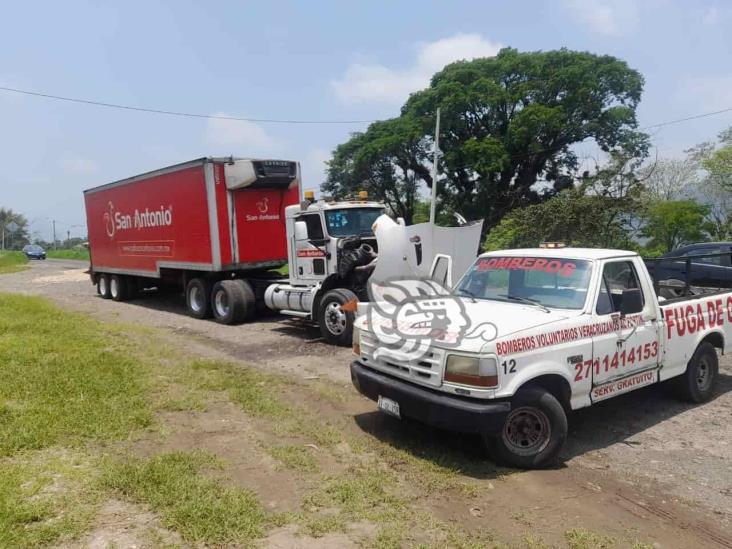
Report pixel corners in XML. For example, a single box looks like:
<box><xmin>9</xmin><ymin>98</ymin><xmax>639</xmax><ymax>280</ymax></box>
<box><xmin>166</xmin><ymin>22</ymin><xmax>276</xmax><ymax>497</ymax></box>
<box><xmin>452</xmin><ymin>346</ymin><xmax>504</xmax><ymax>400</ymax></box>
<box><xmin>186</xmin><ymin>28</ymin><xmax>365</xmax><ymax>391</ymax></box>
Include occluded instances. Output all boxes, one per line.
<box><xmin>350</xmin><ymin>248</ymin><xmax>730</xmax><ymax>468</ymax></box>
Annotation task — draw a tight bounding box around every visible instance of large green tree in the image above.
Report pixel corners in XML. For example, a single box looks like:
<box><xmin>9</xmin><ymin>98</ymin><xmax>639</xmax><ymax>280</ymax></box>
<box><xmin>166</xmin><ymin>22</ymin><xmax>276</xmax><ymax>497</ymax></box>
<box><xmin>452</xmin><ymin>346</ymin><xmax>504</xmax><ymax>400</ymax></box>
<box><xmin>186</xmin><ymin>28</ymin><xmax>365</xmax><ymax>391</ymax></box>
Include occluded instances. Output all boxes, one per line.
<box><xmin>325</xmin><ymin>48</ymin><xmax>649</xmax><ymax>230</ymax></box>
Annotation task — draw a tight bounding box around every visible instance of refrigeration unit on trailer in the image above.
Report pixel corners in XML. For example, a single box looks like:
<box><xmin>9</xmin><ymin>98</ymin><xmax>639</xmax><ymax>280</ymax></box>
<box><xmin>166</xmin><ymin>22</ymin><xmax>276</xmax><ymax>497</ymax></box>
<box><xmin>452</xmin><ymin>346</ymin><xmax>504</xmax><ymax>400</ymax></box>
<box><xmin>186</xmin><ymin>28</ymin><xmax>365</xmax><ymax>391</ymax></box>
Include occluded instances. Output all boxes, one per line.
<box><xmin>84</xmin><ymin>157</ymin><xmax>300</xmax><ymax>324</ymax></box>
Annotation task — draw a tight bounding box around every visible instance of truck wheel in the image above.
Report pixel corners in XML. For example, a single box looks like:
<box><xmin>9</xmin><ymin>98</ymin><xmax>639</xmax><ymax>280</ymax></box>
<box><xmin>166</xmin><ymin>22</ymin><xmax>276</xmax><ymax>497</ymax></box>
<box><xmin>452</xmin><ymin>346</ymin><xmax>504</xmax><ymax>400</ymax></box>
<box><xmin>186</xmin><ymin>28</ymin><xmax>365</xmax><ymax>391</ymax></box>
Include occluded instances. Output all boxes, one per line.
<box><xmin>485</xmin><ymin>387</ymin><xmax>567</xmax><ymax>469</ymax></box>
<box><xmin>211</xmin><ymin>279</ymin><xmax>253</xmax><ymax>325</ymax></box>
<box><xmin>110</xmin><ymin>275</ymin><xmax>129</xmax><ymax>302</ymax></box>
<box><xmin>97</xmin><ymin>274</ymin><xmax>112</xmax><ymax>299</ymax></box>
<box><xmin>318</xmin><ymin>288</ymin><xmax>358</xmax><ymax>346</ymax></box>
<box><xmin>186</xmin><ymin>278</ymin><xmax>212</xmax><ymax>319</ymax></box>
<box><xmin>675</xmin><ymin>341</ymin><xmax>718</xmax><ymax>403</ymax></box>
<box><xmin>233</xmin><ymin>279</ymin><xmax>256</xmax><ymax>321</ymax></box>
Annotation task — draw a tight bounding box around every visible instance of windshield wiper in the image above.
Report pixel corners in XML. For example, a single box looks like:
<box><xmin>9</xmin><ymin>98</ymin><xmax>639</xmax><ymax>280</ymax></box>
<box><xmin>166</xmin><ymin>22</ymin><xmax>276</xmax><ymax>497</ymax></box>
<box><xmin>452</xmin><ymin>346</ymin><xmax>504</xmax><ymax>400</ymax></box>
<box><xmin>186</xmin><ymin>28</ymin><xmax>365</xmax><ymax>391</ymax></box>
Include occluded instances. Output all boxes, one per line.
<box><xmin>497</xmin><ymin>294</ymin><xmax>551</xmax><ymax>313</ymax></box>
<box><xmin>456</xmin><ymin>289</ymin><xmax>477</xmax><ymax>303</ymax></box>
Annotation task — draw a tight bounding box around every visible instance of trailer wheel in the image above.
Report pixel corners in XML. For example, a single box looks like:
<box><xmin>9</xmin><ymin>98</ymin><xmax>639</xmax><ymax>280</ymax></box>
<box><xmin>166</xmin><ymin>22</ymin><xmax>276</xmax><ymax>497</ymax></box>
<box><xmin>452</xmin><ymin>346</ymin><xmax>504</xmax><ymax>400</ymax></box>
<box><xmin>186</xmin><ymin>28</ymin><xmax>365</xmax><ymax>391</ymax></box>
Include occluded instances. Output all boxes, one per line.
<box><xmin>484</xmin><ymin>387</ymin><xmax>567</xmax><ymax>469</ymax></box>
<box><xmin>211</xmin><ymin>280</ymin><xmax>253</xmax><ymax>325</ymax></box>
<box><xmin>674</xmin><ymin>341</ymin><xmax>718</xmax><ymax>403</ymax></box>
<box><xmin>317</xmin><ymin>288</ymin><xmax>358</xmax><ymax>346</ymax></box>
<box><xmin>97</xmin><ymin>274</ymin><xmax>112</xmax><ymax>299</ymax></box>
<box><xmin>185</xmin><ymin>278</ymin><xmax>212</xmax><ymax>319</ymax></box>
<box><xmin>110</xmin><ymin>275</ymin><xmax>129</xmax><ymax>302</ymax></box>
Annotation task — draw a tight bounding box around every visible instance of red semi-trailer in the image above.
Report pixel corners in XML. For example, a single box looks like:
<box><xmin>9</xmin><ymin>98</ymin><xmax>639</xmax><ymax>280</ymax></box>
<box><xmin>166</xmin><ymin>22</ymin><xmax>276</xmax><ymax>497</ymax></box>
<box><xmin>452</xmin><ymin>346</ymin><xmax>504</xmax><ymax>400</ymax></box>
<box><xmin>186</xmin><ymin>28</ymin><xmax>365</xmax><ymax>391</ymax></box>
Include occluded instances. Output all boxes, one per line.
<box><xmin>84</xmin><ymin>157</ymin><xmax>300</xmax><ymax>323</ymax></box>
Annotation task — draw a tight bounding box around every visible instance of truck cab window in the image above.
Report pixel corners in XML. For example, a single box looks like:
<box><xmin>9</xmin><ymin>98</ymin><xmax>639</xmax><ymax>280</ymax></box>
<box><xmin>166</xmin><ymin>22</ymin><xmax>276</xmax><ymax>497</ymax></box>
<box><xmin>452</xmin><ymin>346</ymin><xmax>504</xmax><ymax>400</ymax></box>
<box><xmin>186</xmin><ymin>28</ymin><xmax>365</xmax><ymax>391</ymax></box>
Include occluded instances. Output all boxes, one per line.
<box><xmin>596</xmin><ymin>261</ymin><xmax>644</xmax><ymax>315</ymax></box>
<box><xmin>687</xmin><ymin>247</ymin><xmax>722</xmax><ymax>265</ymax></box>
<box><xmin>298</xmin><ymin>214</ymin><xmax>324</xmax><ymax>240</ymax></box>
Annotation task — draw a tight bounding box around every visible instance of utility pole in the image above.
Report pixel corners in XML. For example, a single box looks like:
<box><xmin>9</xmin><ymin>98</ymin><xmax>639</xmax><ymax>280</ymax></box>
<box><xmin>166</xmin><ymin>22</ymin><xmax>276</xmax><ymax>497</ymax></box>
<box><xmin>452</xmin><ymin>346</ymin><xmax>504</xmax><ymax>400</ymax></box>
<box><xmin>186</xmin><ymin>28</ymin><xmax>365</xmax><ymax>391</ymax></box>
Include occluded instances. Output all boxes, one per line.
<box><xmin>66</xmin><ymin>230</ymin><xmax>70</xmax><ymax>248</ymax></box>
<box><xmin>429</xmin><ymin>108</ymin><xmax>442</xmax><ymax>225</ymax></box>
<box><xmin>52</xmin><ymin>220</ymin><xmax>57</xmax><ymax>250</ymax></box>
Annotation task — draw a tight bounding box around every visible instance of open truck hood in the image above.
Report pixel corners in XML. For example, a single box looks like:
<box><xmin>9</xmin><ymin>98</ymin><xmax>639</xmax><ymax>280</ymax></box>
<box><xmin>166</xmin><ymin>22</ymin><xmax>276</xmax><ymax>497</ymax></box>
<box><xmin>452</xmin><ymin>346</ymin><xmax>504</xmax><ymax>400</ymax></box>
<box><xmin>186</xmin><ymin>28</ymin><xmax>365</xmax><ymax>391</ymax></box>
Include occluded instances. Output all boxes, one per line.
<box><xmin>370</xmin><ymin>214</ymin><xmax>483</xmax><ymax>285</ymax></box>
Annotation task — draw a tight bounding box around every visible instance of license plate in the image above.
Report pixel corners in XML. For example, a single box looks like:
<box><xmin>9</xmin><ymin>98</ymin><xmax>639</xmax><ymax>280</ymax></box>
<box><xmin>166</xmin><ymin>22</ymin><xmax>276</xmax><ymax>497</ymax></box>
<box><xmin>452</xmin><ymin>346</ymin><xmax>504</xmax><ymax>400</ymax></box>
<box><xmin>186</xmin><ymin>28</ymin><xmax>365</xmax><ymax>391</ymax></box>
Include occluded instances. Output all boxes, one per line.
<box><xmin>377</xmin><ymin>396</ymin><xmax>401</xmax><ymax>418</ymax></box>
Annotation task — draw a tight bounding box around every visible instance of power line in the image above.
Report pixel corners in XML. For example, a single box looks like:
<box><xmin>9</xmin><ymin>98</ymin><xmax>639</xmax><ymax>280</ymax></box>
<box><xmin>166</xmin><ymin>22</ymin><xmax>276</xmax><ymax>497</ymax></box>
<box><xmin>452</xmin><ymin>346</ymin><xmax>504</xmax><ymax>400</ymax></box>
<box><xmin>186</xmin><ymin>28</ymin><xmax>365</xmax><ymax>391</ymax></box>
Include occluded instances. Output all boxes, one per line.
<box><xmin>640</xmin><ymin>107</ymin><xmax>732</xmax><ymax>130</ymax></box>
<box><xmin>1</xmin><ymin>84</ymin><xmax>731</xmax><ymax>132</ymax></box>
<box><xmin>0</xmin><ymin>85</ymin><xmax>377</xmax><ymax>125</ymax></box>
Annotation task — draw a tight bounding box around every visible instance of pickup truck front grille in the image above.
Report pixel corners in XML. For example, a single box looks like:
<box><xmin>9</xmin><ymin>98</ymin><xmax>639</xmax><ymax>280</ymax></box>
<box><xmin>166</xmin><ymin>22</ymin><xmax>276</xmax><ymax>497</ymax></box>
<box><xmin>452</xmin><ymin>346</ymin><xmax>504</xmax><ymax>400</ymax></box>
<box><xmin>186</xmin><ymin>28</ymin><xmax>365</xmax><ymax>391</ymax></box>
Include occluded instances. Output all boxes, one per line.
<box><xmin>359</xmin><ymin>331</ymin><xmax>445</xmax><ymax>388</ymax></box>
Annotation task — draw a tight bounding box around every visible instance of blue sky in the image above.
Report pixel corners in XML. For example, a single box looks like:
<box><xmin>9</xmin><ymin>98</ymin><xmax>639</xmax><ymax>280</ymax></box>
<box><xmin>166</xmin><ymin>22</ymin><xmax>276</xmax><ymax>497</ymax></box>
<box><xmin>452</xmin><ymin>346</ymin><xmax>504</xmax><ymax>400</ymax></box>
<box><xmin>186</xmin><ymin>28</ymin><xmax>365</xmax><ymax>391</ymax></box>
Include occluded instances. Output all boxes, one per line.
<box><xmin>1</xmin><ymin>0</ymin><xmax>731</xmax><ymax>240</ymax></box>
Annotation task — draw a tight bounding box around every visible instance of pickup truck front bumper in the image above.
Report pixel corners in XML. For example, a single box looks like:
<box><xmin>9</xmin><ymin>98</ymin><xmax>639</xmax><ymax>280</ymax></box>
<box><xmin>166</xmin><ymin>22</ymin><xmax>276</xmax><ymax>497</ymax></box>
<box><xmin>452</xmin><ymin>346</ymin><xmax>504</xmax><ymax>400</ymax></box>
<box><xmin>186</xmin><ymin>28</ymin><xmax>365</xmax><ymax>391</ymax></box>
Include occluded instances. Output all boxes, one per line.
<box><xmin>350</xmin><ymin>360</ymin><xmax>510</xmax><ymax>435</ymax></box>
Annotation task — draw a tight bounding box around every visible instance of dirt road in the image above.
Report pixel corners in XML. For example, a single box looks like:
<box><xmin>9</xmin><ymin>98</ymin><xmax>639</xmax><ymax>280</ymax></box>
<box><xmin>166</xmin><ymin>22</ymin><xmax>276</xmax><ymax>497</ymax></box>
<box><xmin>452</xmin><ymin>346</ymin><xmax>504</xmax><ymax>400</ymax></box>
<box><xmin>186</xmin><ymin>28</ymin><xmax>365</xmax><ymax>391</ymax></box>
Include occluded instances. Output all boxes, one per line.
<box><xmin>3</xmin><ymin>259</ymin><xmax>731</xmax><ymax>548</ymax></box>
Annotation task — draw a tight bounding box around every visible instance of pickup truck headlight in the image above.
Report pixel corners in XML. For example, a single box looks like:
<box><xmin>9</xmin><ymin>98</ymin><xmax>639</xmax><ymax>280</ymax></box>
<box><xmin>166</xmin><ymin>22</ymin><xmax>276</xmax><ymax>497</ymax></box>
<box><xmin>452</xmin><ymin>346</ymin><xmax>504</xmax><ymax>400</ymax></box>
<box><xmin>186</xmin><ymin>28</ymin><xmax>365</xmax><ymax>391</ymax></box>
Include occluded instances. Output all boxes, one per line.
<box><xmin>444</xmin><ymin>354</ymin><xmax>498</xmax><ymax>388</ymax></box>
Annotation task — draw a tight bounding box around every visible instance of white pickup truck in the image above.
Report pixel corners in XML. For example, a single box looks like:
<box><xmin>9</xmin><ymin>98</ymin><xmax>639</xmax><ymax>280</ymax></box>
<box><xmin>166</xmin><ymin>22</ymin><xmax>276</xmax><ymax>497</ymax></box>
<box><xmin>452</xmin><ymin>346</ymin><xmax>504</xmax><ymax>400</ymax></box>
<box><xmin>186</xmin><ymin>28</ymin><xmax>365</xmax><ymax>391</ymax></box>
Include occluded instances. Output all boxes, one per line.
<box><xmin>351</xmin><ymin>247</ymin><xmax>730</xmax><ymax>468</ymax></box>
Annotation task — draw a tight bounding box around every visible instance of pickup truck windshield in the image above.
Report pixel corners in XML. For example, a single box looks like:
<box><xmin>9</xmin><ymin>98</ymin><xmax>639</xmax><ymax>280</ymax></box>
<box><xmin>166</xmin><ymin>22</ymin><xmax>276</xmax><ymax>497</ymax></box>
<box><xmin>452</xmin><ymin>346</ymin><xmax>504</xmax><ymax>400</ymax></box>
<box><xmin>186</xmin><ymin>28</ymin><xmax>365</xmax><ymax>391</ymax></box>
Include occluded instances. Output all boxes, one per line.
<box><xmin>324</xmin><ymin>208</ymin><xmax>384</xmax><ymax>237</ymax></box>
<box><xmin>455</xmin><ymin>256</ymin><xmax>593</xmax><ymax>310</ymax></box>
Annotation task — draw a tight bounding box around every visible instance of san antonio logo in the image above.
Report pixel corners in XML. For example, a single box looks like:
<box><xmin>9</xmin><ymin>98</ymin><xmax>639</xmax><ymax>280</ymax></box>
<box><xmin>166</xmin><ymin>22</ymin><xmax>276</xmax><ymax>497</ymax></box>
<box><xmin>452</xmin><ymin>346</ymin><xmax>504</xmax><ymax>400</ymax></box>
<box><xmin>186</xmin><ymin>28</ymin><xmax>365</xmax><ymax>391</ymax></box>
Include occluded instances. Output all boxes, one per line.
<box><xmin>103</xmin><ymin>201</ymin><xmax>115</xmax><ymax>238</ymax></box>
<box><xmin>366</xmin><ymin>277</ymin><xmax>498</xmax><ymax>361</ymax></box>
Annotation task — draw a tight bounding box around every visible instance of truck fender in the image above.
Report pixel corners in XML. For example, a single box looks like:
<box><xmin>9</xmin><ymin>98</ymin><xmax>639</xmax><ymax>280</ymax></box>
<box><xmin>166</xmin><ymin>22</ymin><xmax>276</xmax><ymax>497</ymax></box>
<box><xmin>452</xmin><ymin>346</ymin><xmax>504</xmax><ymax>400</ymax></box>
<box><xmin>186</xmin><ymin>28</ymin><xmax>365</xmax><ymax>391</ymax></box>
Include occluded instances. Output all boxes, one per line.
<box><xmin>496</xmin><ymin>361</ymin><xmax>577</xmax><ymax>409</ymax></box>
<box><xmin>661</xmin><ymin>328</ymin><xmax>726</xmax><ymax>382</ymax></box>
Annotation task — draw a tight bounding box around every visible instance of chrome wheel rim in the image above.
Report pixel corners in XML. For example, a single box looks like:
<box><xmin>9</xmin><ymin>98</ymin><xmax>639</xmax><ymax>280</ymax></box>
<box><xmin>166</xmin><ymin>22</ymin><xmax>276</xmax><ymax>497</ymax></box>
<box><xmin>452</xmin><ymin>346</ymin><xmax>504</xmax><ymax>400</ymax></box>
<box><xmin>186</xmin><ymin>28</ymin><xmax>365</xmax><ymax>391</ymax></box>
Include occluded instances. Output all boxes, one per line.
<box><xmin>502</xmin><ymin>406</ymin><xmax>552</xmax><ymax>456</ymax></box>
<box><xmin>214</xmin><ymin>289</ymin><xmax>229</xmax><ymax>318</ymax></box>
<box><xmin>325</xmin><ymin>302</ymin><xmax>346</xmax><ymax>335</ymax></box>
<box><xmin>189</xmin><ymin>286</ymin><xmax>204</xmax><ymax>313</ymax></box>
<box><xmin>99</xmin><ymin>277</ymin><xmax>107</xmax><ymax>295</ymax></box>
<box><xmin>696</xmin><ymin>356</ymin><xmax>712</xmax><ymax>391</ymax></box>
<box><xmin>110</xmin><ymin>277</ymin><xmax>119</xmax><ymax>297</ymax></box>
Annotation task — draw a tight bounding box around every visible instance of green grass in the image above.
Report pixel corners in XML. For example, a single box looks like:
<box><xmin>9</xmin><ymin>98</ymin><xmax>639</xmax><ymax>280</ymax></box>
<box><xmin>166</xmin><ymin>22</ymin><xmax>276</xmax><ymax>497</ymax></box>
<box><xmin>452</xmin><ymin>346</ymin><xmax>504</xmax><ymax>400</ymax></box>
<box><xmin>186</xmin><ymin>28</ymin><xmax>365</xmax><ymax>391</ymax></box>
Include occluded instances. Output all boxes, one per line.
<box><xmin>0</xmin><ymin>252</ymin><xmax>28</xmax><ymax>274</ymax></box>
<box><xmin>0</xmin><ymin>451</ymin><xmax>100</xmax><ymax>548</ymax></box>
<box><xmin>102</xmin><ymin>451</ymin><xmax>266</xmax><ymax>545</ymax></box>
<box><xmin>46</xmin><ymin>249</ymin><xmax>90</xmax><ymax>260</ymax></box>
<box><xmin>0</xmin><ymin>294</ymin><xmax>151</xmax><ymax>455</ymax></box>
<box><xmin>267</xmin><ymin>444</ymin><xmax>319</xmax><ymax>472</ymax></box>
<box><xmin>565</xmin><ymin>528</ymin><xmax>617</xmax><ymax>549</ymax></box>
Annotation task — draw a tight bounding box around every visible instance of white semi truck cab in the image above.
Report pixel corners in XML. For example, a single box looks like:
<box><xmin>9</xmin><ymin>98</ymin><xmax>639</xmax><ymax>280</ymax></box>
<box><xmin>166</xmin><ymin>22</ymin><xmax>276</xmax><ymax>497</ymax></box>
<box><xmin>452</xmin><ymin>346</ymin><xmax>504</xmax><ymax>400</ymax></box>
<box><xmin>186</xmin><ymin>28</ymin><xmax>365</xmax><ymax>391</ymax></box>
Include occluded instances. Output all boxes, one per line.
<box><xmin>264</xmin><ymin>192</ymin><xmax>385</xmax><ymax>344</ymax></box>
<box><xmin>351</xmin><ymin>247</ymin><xmax>731</xmax><ymax>468</ymax></box>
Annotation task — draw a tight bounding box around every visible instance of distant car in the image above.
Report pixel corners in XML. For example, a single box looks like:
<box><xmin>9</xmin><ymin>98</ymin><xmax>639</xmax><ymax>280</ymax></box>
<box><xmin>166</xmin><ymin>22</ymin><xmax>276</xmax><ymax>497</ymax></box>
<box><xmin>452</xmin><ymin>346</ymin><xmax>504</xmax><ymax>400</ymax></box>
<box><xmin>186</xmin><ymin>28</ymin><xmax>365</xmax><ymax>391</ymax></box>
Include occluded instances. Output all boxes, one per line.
<box><xmin>645</xmin><ymin>242</ymin><xmax>732</xmax><ymax>297</ymax></box>
<box><xmin>24</xmin><ymin>244</ymin><xmax>46</xmax><ymax>260</ymax></box>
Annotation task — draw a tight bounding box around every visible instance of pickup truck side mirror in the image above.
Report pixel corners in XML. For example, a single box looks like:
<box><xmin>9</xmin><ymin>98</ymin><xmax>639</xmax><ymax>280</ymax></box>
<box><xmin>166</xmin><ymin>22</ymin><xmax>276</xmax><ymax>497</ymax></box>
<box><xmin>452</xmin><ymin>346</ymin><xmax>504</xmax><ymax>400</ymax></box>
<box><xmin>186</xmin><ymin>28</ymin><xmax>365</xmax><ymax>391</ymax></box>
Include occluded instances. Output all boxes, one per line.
<box><xmin>294</xmin><ymin>220</ymin><xmax>308</xmax><ymax>241</ymax></box>
<box><xmin>620</xmin><ymin>288</ymin><xmax>643</xmax><ymax>316</ymax></box>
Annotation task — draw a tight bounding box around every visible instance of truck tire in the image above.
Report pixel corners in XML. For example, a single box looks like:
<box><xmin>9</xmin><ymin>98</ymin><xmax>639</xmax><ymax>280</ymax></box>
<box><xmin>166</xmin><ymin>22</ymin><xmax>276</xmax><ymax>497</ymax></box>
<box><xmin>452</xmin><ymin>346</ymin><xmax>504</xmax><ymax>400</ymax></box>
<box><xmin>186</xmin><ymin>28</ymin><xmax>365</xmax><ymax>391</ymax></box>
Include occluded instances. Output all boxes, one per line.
<box><xmin>233</xmin><ymin>279</ymin><xmax>256</xmax><ymax>321</ymax></box>
<box><xmin>674</xmin><ymin>341</ymin><xmax>718</xmax><ymax>403</ymax></box>
<box><xmin>317</xmin><ymin>288</ymin><xmax>358</xmax><ymax>346</ymax></box>
<box><xmin>186</xmin><ymin>278</ymin><xmax>212</xmax><ymax>319</ymax></box>
<box><xmin>485</xmin><ymin>387</ymin><xmax>567</xmax><ymax>469</ymax></box>
<box><xmin>97</xmin><ymin>274</ymin><xmax>112</xmax><ymax>299</ymax></box>
<box><xmin>110</xmin><ymin>275</ymin><xmax>129</xmax><ymax>302</ymax></box>
<box><xmin>211</xmin><ymin>279</ymin><xmax>253</xmax><ymax>325</ymax></box>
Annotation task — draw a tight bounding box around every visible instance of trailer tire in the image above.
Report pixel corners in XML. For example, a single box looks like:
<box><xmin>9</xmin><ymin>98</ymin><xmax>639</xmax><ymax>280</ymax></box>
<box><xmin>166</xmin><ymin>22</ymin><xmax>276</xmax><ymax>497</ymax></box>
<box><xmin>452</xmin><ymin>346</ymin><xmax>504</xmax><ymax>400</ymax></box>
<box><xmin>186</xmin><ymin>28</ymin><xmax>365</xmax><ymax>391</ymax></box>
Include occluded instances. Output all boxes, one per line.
<box><xmin>484</xmin><ymin>387</ymin><xmax>567</xmax><ymax>469</ymax></box>
<box><xmin>110</xmin><ymin>275</ymin><xmax>129</xmax><ymax>302</ymax></box>
<box><xmin>317</xmin><ymin>288</ymin><xmax>358</xmax><ymax>346</ymax></box>
<box><xmin>674</xmin><ymin>341</ymin><xmax>718</xmax><ymax>403</ymax></box>
<box><xmin>186</xmin><ymin>278</ymin><xmax>212</xmax><ymax>319</ymax></box>
<box><xmin>97</xmin><ymin>274</ymin><xmax>112</xmax><ymax>299</ymax></box>
<box><xmin>211</xmin><ymin>280</ymin><xmax>251</xmax><ymax>325</ymax></box>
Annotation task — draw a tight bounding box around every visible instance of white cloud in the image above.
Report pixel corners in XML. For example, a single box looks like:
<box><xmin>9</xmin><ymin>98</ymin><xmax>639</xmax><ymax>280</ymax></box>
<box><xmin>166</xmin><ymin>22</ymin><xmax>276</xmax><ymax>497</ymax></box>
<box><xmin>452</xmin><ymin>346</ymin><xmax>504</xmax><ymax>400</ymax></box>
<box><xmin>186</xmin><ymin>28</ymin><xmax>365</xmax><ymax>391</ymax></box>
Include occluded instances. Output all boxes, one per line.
<box><xmin>59</xmin><ymin>154</ymin><xmax>98</xmax><ymax>175</ymax></box>
<box><xmin>563</xmin><ymin>0</ymin><xmax>639</xmax><ymax>36</ymax></box>
<box><xmin>677</xmin><ymin>76</ymin><xmax>732</xmax><ymax>112</ymax></box>
<box><xmin>331</xmin><ymin>33</ymin><xmax>502</xmax><ymax>105</ymax></box>
<box><xmin>204</xmin><ymin>113</ymin><xmax>278</xmax><ymax>154</ymax></box>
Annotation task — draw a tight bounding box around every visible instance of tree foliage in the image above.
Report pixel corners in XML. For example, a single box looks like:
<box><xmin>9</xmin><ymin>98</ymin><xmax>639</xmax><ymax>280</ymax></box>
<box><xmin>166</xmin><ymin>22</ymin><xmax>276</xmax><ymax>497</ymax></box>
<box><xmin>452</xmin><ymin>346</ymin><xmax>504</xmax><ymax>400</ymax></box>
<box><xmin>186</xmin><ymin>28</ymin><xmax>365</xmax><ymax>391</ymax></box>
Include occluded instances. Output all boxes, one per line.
<box><xmin>640</xmin><ymin>200</ymin><xmax>711</xmax><ymax>253</ymax></box>
<box><xmin>325</xmin><ymin>48</ymin><xmax>649</xmax><ymax>230</ymax></box>
<box><xmin>0</xmin><ymin>208</ymin><xmax>30</xmax><ymax>250</ymax></box>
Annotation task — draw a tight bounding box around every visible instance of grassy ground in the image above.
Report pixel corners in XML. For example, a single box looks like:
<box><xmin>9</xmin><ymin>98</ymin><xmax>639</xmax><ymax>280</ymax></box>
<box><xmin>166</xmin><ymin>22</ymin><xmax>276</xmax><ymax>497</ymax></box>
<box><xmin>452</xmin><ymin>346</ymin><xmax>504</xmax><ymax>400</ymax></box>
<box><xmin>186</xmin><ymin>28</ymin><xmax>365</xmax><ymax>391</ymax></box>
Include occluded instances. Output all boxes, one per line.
<box><xmin>0</xmin><ymin>293</ymin><xmax>651</xmax><ymax>548</ymax></box>
<box><xmin>0</xmin><ymin>252</ymin><xmax>28</xmax><ymax>274</ymax></box>
<box><xmin>45</xmin><ymin>249</ymin><xmax>90</xmax><ymax>260</ymax></box>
